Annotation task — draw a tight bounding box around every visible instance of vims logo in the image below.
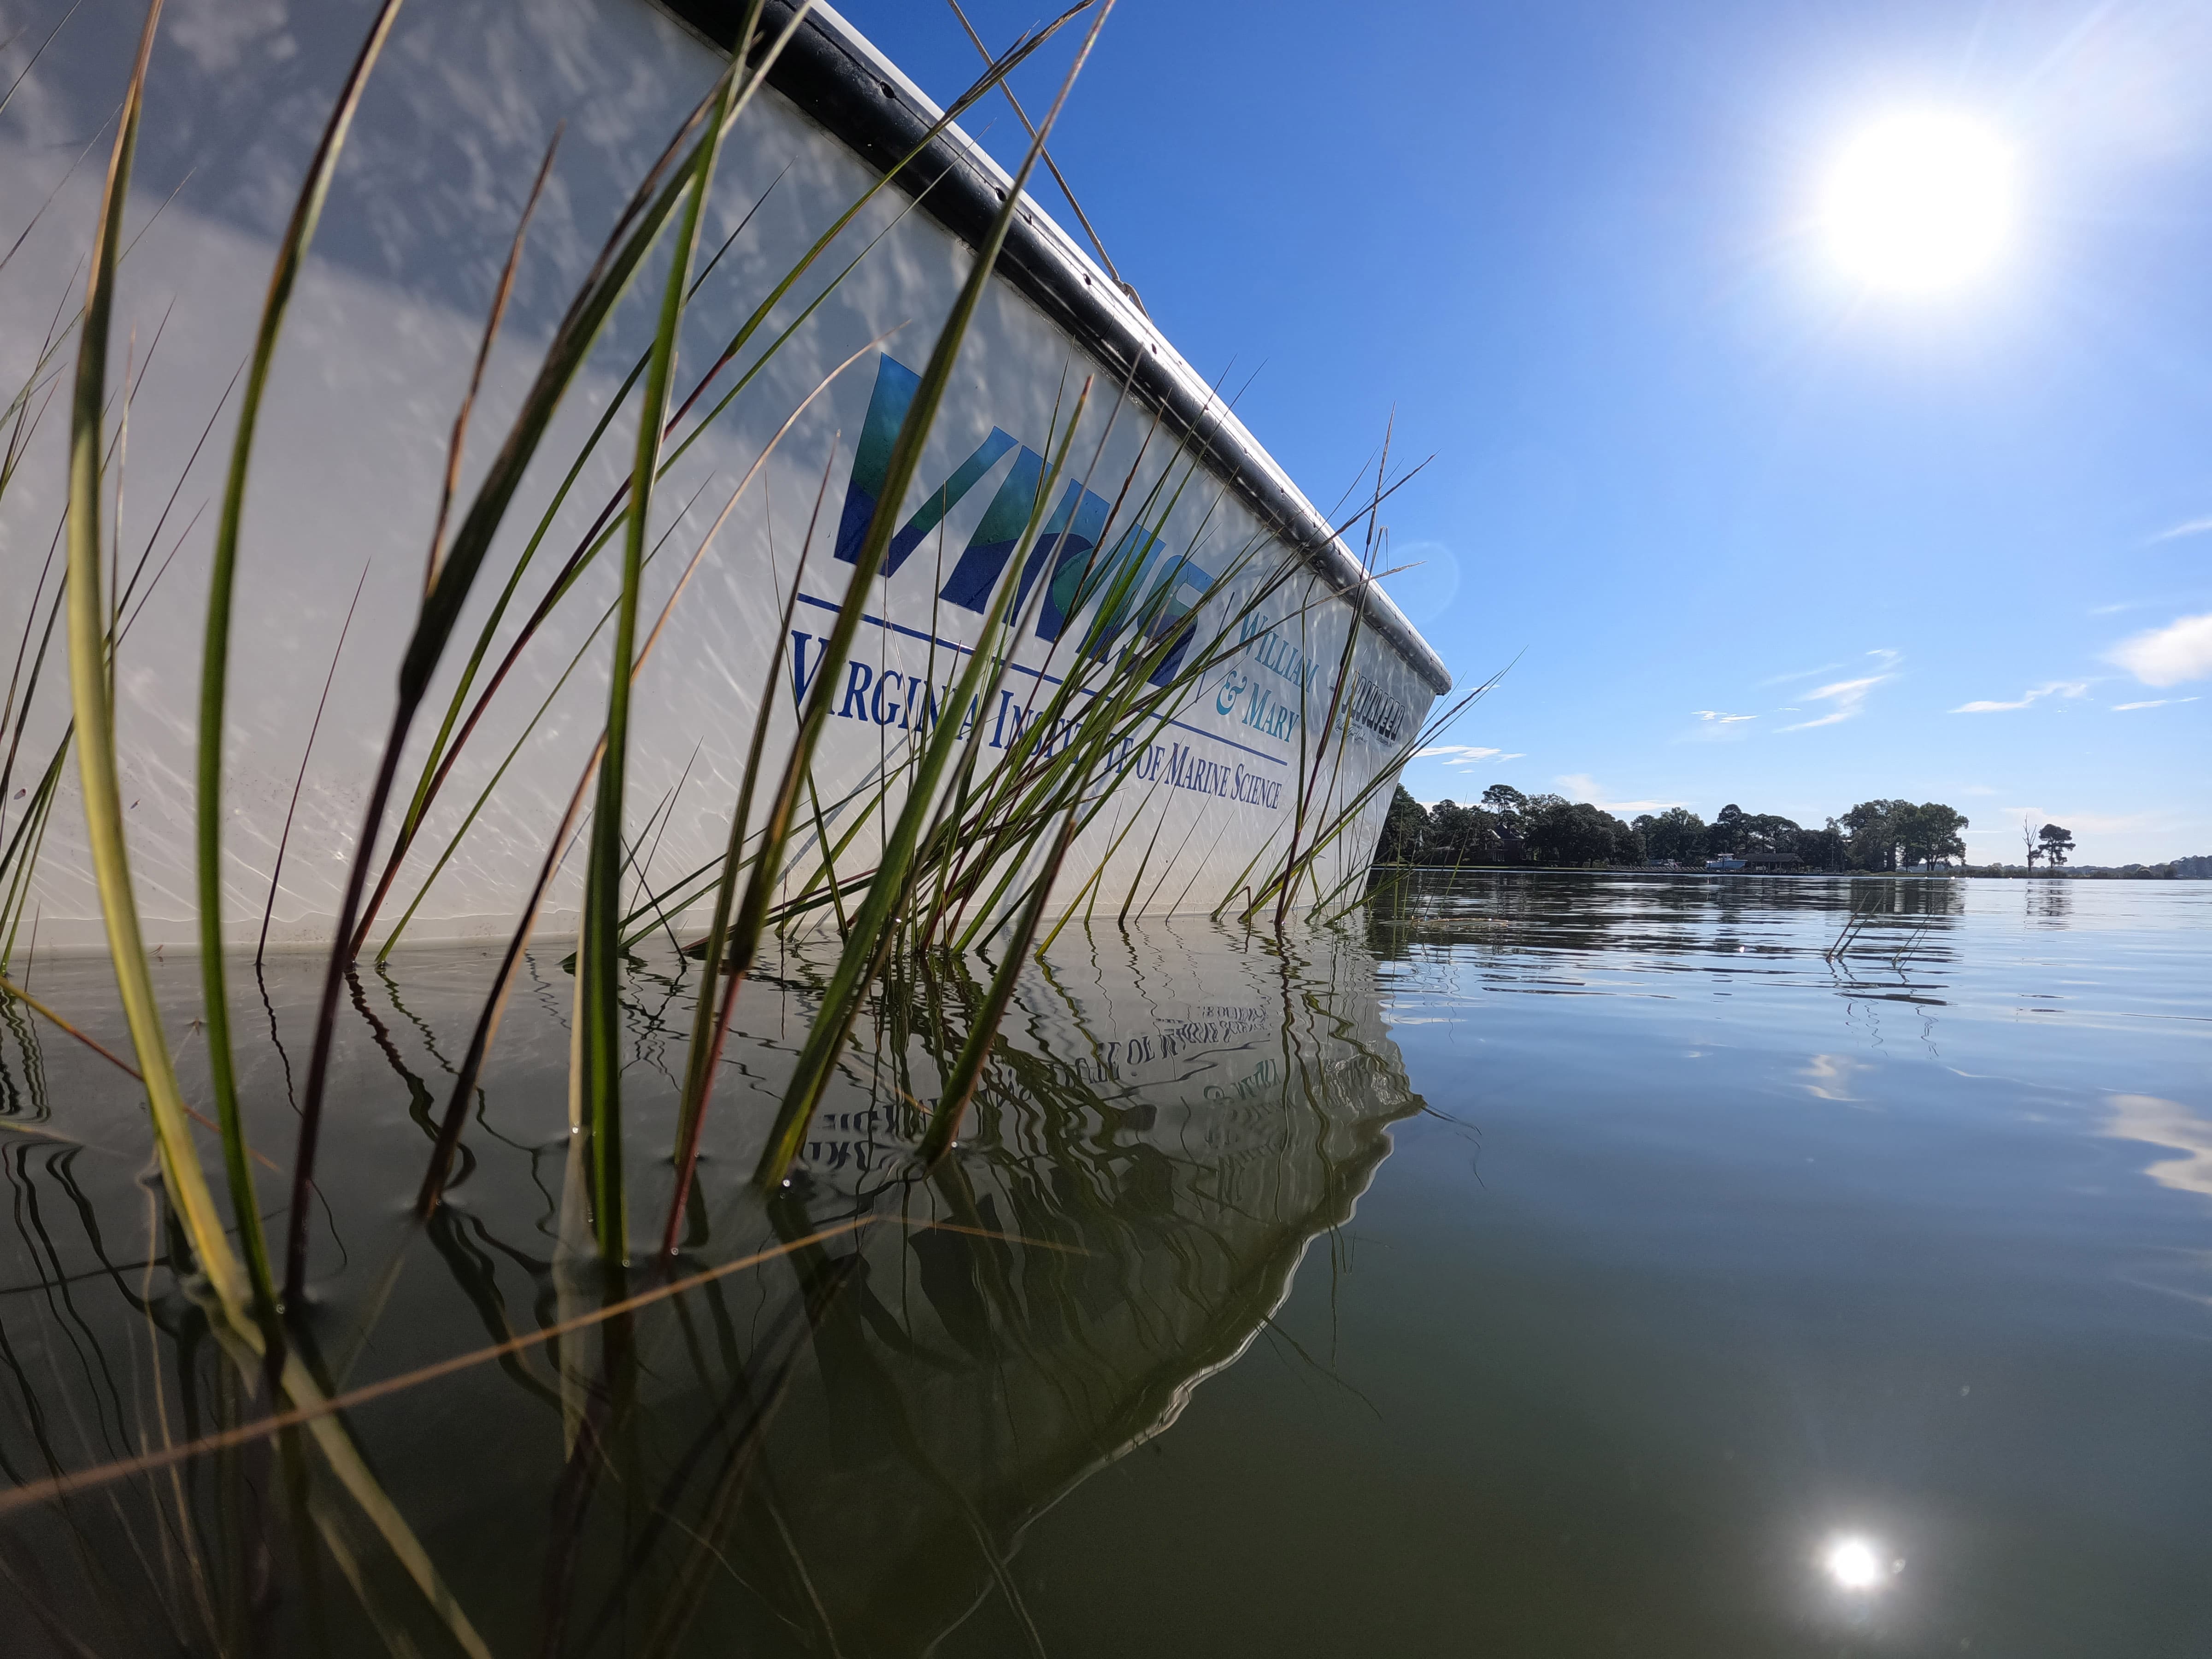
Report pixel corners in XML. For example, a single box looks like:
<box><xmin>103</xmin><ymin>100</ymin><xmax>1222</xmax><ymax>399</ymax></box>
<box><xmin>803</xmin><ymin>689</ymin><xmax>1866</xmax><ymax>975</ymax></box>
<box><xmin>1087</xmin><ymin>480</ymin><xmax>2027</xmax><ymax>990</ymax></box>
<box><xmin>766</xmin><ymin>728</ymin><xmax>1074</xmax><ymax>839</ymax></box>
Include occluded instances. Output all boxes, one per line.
<box><xmin>831</xmin><ymin>353</ymin><xmax>1213</xmax><ymax>685</ymax></box>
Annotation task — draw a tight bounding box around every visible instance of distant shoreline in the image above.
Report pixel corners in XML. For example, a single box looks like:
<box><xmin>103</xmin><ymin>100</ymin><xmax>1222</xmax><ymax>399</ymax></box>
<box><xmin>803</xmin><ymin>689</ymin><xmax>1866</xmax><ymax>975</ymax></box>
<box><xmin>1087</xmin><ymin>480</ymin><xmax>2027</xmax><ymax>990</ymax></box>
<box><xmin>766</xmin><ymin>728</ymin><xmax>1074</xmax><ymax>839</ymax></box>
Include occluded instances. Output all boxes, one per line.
<box><xmin>1371</xmin><ymin>864</ymin><xmax>2204</xmax><ymax>881</ymax></box>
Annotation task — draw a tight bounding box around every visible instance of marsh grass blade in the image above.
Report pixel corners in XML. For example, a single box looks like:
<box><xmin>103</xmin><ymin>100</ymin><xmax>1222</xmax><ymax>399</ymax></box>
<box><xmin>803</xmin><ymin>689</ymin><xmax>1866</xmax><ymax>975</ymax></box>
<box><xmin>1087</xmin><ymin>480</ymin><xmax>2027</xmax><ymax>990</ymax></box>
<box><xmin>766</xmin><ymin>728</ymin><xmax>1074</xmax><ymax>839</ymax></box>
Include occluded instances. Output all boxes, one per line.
<box><xmin>919</xmin><ymin>801</ymin><xmax>1082</xmax><ymax>1160</ymax></box>
<box><xmin>196</xmin><ymin>0</ymin><xmax>406</xmax><ymax>1311</ymax></box>
<box><xmin>344</xmin><ymin>7</ymin><xmax>1090</xmax><ymax>961</ymax></box>
<box><xmin>748</xmin><ymin>350</ymin><xmax>1101</xmax><ymax>1187</ymax></box>
<box><xmin>412</xmin><ymin>330</ymin><xmax>884</xmax><ymax>1219</ymax></box>
<box><xmin>256</xmin><ymin>561</ymin><xmax>368</xmax><ymax>967</ymax></box>
<box><xmin>658</xmin><ymin>444</ymin><xmax>838</xmax><ymax>1257</ymax></box>
<box><xmin>60</xmin><ymin>8</ymin><xmax>491</xmax><ymax>1649</ymax></box>
<box><xmin>577</xmin><ymin>6</ymin><xmax>757</xmax><ymax>1263</ymax></box>
<box><xmin>424</xmin><ymin>125</ymin><xmax>560</xmax><ymax>592</ymax></box>
<box><xmin>729</xmin><ymin>3</ymin><xmax>1119</xmax><ymax>1185</ymax></box>
<box><xmin>284</xmin><ymin>3</ymin><xmax>812</xmax><ymax>1301</ymax></box>
<box><xmin>63</xmin><ymin>0</ymin><xmax>242</xmax><ymax>1318</ymax></box>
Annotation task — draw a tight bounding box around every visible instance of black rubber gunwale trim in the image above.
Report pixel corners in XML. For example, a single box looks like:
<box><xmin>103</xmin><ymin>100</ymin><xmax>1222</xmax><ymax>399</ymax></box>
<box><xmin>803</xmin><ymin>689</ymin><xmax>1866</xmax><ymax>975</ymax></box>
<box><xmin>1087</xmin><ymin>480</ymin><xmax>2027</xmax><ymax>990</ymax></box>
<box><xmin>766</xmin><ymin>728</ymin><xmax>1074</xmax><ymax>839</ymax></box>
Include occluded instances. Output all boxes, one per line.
<box><xmin>653</xmin><ymin>0</ymin><xmax>1453</xmax><ymax>697</ymax></box>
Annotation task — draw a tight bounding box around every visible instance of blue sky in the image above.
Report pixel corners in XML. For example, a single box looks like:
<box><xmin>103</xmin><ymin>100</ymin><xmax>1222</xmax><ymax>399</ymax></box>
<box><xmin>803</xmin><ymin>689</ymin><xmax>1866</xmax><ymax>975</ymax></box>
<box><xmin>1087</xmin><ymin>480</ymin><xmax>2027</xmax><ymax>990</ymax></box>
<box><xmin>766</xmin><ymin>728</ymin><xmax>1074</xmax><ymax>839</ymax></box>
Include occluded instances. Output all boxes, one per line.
<box><xmin>842</xmin><ymin>0</ymin><xmax>2212</xmax><ymax>864</ymax></box>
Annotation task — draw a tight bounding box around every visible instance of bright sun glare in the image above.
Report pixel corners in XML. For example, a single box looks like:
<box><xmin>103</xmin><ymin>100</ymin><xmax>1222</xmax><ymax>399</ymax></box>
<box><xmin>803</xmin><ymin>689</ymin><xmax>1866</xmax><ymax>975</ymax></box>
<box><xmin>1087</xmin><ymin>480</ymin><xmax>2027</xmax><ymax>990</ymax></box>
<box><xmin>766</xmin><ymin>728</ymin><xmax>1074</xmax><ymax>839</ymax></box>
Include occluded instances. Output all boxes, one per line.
<box><xmin>1823</xmin><ymin>113</ymin><xmax>2014</xmax><ymax>292</ymax></box>
<box><xmin>1823</xmin><ymin>1535</ymin><xmax>1890</xmax><ymax>1591</ymax></box>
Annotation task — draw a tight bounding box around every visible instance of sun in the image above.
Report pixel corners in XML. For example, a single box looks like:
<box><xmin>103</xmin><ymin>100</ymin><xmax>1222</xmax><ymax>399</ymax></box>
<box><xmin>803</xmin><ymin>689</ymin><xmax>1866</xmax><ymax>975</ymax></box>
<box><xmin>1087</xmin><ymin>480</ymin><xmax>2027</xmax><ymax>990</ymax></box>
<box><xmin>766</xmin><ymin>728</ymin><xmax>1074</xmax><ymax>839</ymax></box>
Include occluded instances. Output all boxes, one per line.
<box><xmin>1823</xmin><ymin>1535</ymin><xmax>1888</xmax><ymax>1590</ymax></box>
<box><xmin>1822</xmin><ymin>112</ymin><xmax>2014</xmax><ymax>292</ymax></box>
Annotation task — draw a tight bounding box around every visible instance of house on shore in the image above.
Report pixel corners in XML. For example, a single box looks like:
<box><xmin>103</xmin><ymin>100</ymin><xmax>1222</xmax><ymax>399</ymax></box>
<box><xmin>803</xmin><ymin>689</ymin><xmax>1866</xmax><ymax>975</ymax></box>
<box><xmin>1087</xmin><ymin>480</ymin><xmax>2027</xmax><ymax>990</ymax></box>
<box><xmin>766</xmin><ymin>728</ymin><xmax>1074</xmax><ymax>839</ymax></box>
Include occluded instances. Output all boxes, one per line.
<box><xmin>1705</xmin><ymin>852</ymin><xmax>1803</xmax><ymax>873</ymax></box>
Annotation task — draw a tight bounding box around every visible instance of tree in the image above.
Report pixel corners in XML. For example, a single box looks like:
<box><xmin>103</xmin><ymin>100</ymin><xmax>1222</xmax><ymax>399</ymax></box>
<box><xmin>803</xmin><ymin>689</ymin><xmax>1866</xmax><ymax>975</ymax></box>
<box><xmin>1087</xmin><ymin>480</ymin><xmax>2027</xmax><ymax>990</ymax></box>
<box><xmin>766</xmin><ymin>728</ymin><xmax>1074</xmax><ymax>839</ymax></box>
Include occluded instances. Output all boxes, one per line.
<box><xmin>2022</xmin><ymin>815</ymin><xmax>2042</xmax><ymax>872</ymax></box>
<box><xmin>1795</xmin><ymin>822</ymin><xmax>1847</xmax><ymax>871</ymax></box>
<box><xmin>1632</xmin><ymin>806</ymin><xmax>1707</xmax><ymax>865</ymax></box>
<box><xmin>2038</xmin><ymin>823</ymin><xmax>2076</xmax><ymax>869</ymax></box>
<box><xmin>1706</xmin><ymin>803</ymin><xmax>1747</xmax><ymax>855</ymax></box>
<box><xmin>1478</xmin><ymin>784</ymin><xmax>1530</xmax><ymax>861</ymax></box>
<box><xmin>1374</xmin><ymin>783</ymin><xmax>1974</xmax><ymax>877</ymax></box>
<box><xmin>1740</xmin><ymin>812</ymin><xmax>1801</xmax><ymax>851</ymax></box>
<box><xmin>1526</xmin><ymin>797</ymin><xmax>1638</xmax><ymax>865</ymax></box>
<box><xmin>1429</xmin><ymin>800</ymin><xmax>1467</xmax><ymax>861</ymax></box>
<box><xmin>1425</xmin><ymin>800</ymin><xmax>1505</xmax><ymax>866</ymax></box>
<box><xmin>1841</xmin><ymin>799</ymin><xmax>1912</xmax><ymax>871</ymax></box>
<box><xmin>1374</xmin><ymin>785</ymin><xmax>1429</xmax><ymax>865</ymax></box>
<box><xmin>1898</xmin><ymin>802</ymin><xmax>1968</xmax><ymax>869</ymax></box>
<box><xmin>1603</xmin><ymin>810</ymin><xmax>1643</xmax><ymax>865</ymax></box>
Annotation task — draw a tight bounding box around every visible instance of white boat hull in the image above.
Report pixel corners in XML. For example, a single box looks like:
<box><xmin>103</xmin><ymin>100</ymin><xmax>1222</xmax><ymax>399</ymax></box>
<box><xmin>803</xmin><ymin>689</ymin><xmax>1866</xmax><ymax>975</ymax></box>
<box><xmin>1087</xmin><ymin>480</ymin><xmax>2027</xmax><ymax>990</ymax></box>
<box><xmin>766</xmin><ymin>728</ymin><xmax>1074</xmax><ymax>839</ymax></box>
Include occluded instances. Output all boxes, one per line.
<box><xmin>0</xmin><ymin>0</ymin><xmax>1447</xmax><ymax>951</ymax></box>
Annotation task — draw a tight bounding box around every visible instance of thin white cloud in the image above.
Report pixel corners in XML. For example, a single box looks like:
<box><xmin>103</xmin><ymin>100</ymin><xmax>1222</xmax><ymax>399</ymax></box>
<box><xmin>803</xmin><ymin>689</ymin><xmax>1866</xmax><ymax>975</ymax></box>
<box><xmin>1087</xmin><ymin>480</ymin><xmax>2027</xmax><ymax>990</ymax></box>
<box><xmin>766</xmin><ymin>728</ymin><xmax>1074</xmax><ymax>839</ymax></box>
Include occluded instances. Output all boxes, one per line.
<box><xmin>1780</xmin><ymin>673</ymin><xmax>1888</xmax><ymax>731</ymax></box>
<box><xmin>1681</xmin><ymin>707</ymin><xmax>1759</xmax><ymax>745</ymax></box>
<box><xmin>1759</xmin><ymin>662</ymin><xmax>1841</xmax><ymax>687</ymax></box>
<box><xmin>1950</xmin><ymin>680</ymin><xmax>2090</xmax><ymax>714</ymax></box>
<box><xmin>2149</xmin><ymin>515</ymin><xmax>2212</xmax><ymax>543</ymax></box>
<box><xmin>1413</xmin><ymin>744</ymin><xmax>1525</xmax><ymax>769</ymax></box>
<box><xmin>2113</xmin><ymin>696</ymin><xmax>2198</xmax><ymax>711</ymax></box>
<box><xmin>1556</xmin><ymin>774</ymin><xmax>1683</xmax><ymax>815</ymax></box>
<box><xmin>2109</xmin><ymin>612</ymin><xmax>2212</xmax><ymax>687</ymax></box>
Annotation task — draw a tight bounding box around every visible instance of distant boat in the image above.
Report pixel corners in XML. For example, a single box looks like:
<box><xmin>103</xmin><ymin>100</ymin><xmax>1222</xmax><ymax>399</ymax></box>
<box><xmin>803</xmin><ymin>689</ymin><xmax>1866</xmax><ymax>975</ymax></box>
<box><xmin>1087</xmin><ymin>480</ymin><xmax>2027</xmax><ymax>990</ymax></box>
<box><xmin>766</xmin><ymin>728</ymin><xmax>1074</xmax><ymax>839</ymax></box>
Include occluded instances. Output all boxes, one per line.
<box><xmin>0</xmin><ymin>0</ymin><xmax>1449</xmax><ymax>949</ymax></box>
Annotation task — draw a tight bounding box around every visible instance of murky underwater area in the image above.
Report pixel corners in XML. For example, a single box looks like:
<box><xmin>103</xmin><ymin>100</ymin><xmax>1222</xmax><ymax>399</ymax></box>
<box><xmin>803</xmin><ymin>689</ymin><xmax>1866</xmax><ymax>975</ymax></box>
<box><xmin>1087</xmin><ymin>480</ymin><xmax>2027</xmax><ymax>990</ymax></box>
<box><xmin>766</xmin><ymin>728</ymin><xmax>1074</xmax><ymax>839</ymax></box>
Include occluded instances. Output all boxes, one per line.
<box><xmin>2</xmin><ymin>874</ymin><xmax>2207</xmax><ymax>1656</ymax></box>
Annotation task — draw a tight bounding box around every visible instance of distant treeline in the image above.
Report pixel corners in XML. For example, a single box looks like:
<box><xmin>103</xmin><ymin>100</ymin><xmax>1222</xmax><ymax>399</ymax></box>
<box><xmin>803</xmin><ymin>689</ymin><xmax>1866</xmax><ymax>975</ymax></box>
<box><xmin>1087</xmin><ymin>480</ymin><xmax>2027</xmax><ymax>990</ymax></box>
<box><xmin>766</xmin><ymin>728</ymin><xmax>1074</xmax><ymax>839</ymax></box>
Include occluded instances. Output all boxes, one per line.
<box><xmin>1374</xmin><ymin>786</ymin><xmax>1982</xmax><ymax>872</ymax></box>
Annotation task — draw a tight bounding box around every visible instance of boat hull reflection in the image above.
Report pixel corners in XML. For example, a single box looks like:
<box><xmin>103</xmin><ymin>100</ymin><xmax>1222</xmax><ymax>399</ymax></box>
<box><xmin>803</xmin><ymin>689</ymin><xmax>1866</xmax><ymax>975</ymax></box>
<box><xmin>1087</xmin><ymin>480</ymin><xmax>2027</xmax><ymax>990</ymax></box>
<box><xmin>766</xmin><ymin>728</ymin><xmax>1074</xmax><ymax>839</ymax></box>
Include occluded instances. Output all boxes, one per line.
<box><xmin>0</xmin><ymin>922</ymin><xmax>1417</xmax><ymax>1657</ymax></box>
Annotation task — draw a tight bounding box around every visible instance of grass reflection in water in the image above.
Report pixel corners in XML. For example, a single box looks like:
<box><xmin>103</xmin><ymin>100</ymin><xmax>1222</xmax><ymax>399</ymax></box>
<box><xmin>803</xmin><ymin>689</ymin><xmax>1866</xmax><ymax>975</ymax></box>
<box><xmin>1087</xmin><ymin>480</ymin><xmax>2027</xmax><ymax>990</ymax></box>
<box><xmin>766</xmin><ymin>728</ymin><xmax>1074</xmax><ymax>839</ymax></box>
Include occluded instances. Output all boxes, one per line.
<box><xmin>0</xmin><ymin>918</ymin><xmax>1415</xmax><ymax>1656</ymax></box>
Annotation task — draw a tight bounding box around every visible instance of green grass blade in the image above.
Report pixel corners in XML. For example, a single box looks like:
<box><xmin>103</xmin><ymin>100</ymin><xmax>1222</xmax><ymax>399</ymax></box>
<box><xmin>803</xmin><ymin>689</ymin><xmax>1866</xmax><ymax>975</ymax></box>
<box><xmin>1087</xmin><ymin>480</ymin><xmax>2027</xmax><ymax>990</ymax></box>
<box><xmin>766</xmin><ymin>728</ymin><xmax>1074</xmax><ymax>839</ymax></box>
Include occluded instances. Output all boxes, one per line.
<box><xmin>918</xmin><ymin>800</ymin><xmax>1082</xmax><ymax>1161</ymax></box>
<box><xmin>374</xmin><ymin>466</ymin><xmax>718</xmax><ymax>960</ymax></box>
<box><xmin>348</xmin><ymin>9</ymin><xmax>1087</xmax><ymax>957</ymax></box>
<box><xmin>257</xmin><ymin>564</ymin><xmax>369</xmax><ymax>966</ymax></box>
<box><xmin>751</xmin><ymin>332</ymin><xmax>1102</xmax><ymax>1185</ymax></box>
<box><xmin>53</xmin><ymin>17</ymin><xmax>499</xmax><ymax>1648</ymax></box>
<box><xmin>590</xmin><ymin>20</ymin><xmax>765</xmax><ymax>1256</ymax></box>
<box><xmin>423</xmin><ymin>126</ymin><xmax>559</xmax><ymax>592</ymax></box>
<box><xmin>0</xmin><ymin>734</ymin><xmax>68</xmax><ymax>969</ymax></box>
<box><xmin>65</xmin><ymin>0</ymin><xmax>252</xmax><ymax>1318</ymax></box>
<box><xmin>287</xmin><ymin>7</ymin><xmax>811</xmax><ymax>1299</ymax></box>
<box><xmin>195</xmin><ymin>0</ymin><xmax>405</xmax><ymax>1317</ymax></box>
<box><xmin>410</xmin><ymin>329</ymin><xmax>880</xmax><ymax>1222</ymax></box>
<box><xmin>375</xmin><ymin>582</ymin><xmax>622</xmax><ymax>962</ymax></box>
<box><xmin>657</xmin><ymin>454</ymin><xmax>832</xmax><ymax>1257</ymax></box>
<box><xmin>357</xmin><ymin>174</ymin><xmax>787</xmax><ymax>953</ymax></box>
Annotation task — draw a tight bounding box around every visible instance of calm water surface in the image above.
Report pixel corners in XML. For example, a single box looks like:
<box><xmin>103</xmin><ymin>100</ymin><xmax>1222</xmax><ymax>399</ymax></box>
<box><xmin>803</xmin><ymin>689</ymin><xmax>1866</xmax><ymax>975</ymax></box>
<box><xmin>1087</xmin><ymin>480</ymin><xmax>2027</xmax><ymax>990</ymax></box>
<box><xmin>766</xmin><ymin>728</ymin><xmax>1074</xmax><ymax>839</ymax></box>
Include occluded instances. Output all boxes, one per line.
<box><xmin>2</xmin><ymin>873</ymin><xmax>2206</xmax><ymax>1656</ymax></box>
<box><xmin>996</xmin><ymin>874</ymin><xmax>2212</xmax><ymax>1658</ymax></box>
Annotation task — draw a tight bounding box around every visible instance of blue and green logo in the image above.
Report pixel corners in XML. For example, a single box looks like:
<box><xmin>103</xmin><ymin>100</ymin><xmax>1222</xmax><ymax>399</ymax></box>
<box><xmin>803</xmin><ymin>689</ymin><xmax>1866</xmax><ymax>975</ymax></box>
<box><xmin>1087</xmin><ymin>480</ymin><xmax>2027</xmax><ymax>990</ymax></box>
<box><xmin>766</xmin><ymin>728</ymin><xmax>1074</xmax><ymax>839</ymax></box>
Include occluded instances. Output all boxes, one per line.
<box><xmin>833</xmin><ymin>353</ymin><xmax>1210</xmax><ymax>682</ymax></box>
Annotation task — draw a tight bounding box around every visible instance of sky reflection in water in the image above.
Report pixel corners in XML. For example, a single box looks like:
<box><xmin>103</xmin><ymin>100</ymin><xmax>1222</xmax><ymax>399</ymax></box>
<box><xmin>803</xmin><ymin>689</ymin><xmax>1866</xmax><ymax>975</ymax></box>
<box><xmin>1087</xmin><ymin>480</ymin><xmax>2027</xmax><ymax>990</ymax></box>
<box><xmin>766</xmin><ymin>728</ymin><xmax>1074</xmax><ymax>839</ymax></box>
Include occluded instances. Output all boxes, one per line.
<box><xmin>991</xmin><ymin>873</ymin><xmax>2212</xmax><ymax>1658</ymax></box>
